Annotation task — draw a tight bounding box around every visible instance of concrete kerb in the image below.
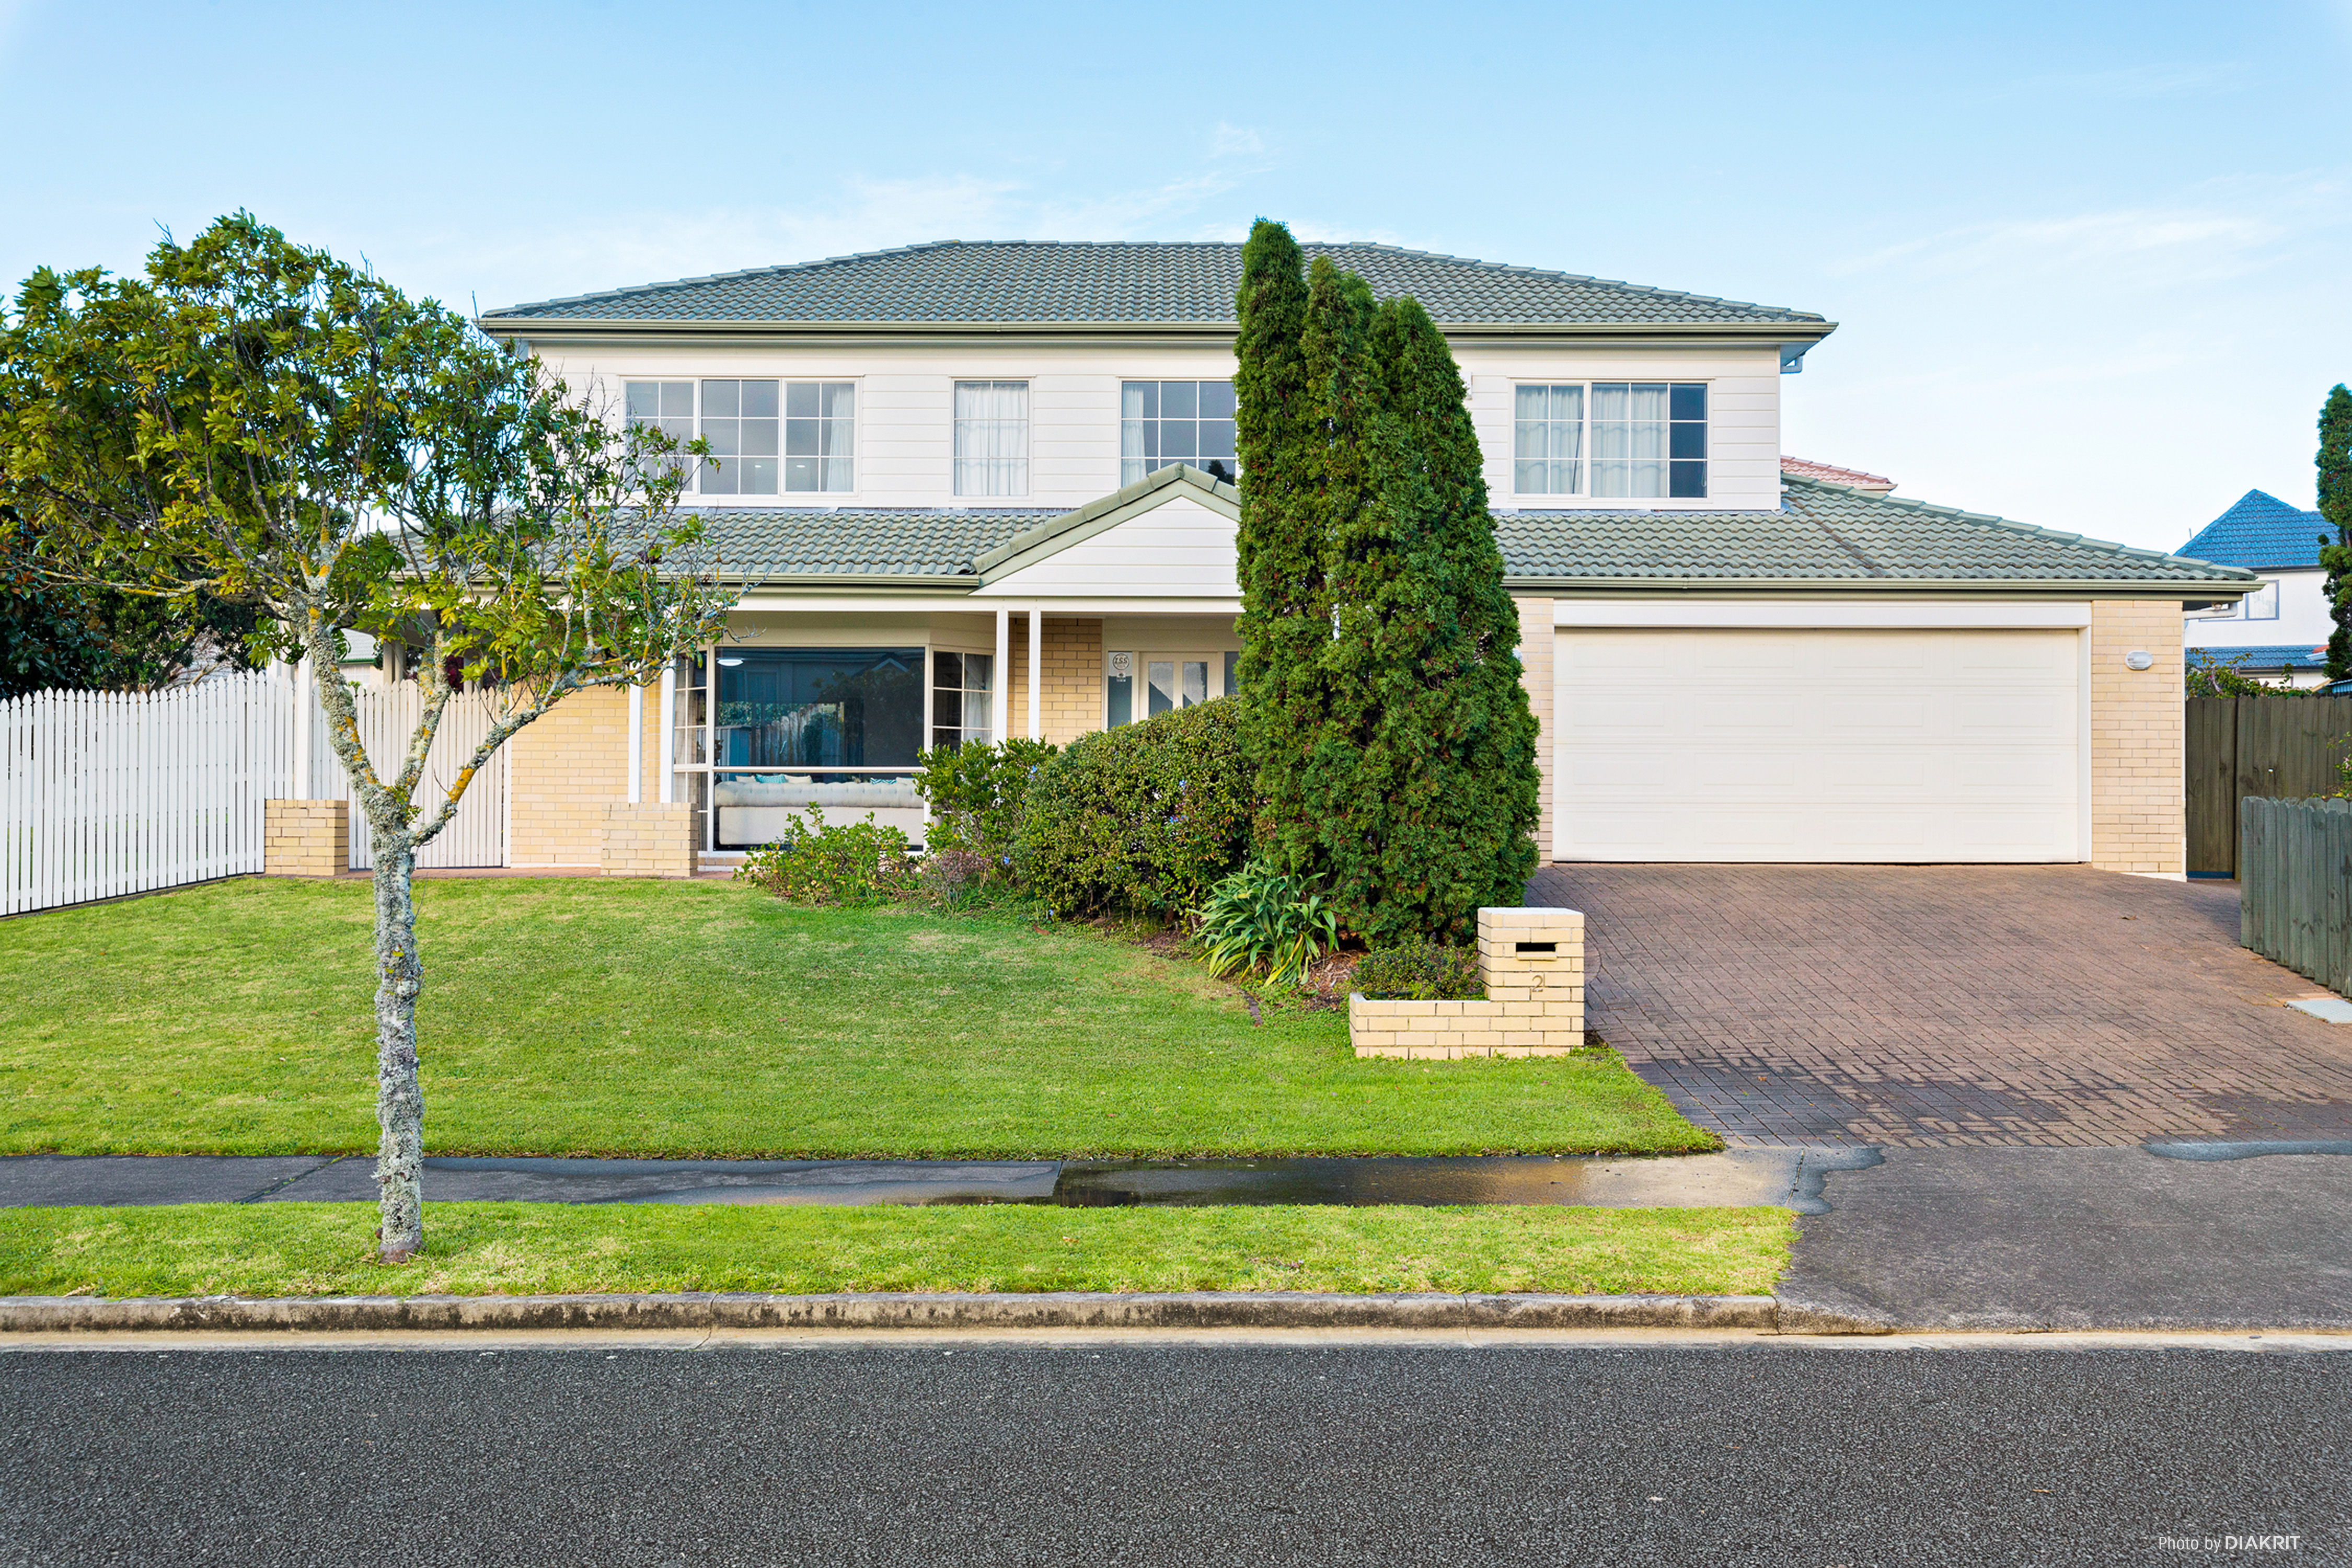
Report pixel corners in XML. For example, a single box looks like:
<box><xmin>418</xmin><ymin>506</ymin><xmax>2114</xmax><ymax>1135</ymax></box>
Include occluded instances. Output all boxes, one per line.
<box><xmin>0</xmin><ymin>1290</ymin><xmax>1788</xmax><ymax>1335</ymax></box>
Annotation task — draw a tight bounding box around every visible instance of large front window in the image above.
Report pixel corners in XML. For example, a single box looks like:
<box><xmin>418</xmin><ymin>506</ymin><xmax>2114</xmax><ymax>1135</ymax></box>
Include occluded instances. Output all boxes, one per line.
<box><xmin>1121</xmin><ymin>380</ymin><xmax>1237</xmax><ymax>485</ymax></box>
<box><xmin>954</xmin><ymin>381</ymin><xmax>1029</xmax><ymax>497</ymax></box>
<box><xmin>708</xmin><ymin>648</ymin><xmax>926</xmax><ymax>851</ymax></box>
<box><xmin>1513</xmin><ymin>381</ymin><xmax>1707</xmax><ymax>499</ymax></box>
<box><xmin>622</xmin><ymin>379</ymin><xmax>856</xmax><ymax>495</ymax></box>
<box><xmin>697</xmin><ymin>379</ymin><xmax>779</xmax><ymax>495</ymax></box>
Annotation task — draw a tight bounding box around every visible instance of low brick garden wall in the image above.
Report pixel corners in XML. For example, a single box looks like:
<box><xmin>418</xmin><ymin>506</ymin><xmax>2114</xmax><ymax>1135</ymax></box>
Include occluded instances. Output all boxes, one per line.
<box><xmin>262</xmin><ymin>800</ymin><xmax>349</xmax><ymax>878</ymax></box>
<box><xmin>600</xmin><ymin>802</ymin><xmax>696</xmax><ymax>878</ymax></box>
<box><xmin>1348</xmin><ymin>906</ymin><xmax>1585</xmax><ymax>1059</ymax></box>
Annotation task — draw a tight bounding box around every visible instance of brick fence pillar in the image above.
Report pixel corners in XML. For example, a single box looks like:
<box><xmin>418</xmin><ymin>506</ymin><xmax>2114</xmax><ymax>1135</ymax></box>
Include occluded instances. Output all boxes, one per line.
<box><xmin>263</xmin><ymin>800</ymin><xmax>350</xmax><ymax>878</ymax></box>
<box><xmin>1347</xmin><ymin>906</ymin><xmax>1586</xmax><ymax>1059</ymax></box>
<box><xmin>601</xmin><ymin>802</ymin><xmax>696</xmax><ymax>878</ymax></box>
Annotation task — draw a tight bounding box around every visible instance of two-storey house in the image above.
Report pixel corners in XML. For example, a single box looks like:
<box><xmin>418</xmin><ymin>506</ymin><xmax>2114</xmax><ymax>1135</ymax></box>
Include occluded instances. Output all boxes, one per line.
<box><xmin>2177</xmin><ymin>490</ymin><xmax>2334</xmax><ymax>686</ymax></box>
<box><xmin>429</xmin><ymin>240</ymin><xmax>2252</xmax><ymax>878</ymax></box>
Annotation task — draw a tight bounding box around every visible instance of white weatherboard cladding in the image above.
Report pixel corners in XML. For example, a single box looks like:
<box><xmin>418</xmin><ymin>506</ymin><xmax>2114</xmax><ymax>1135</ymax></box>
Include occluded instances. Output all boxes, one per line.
<box><xmin>1553</xmin><ymin>627</ymin><xmax>2081</xmax><ymax>862</ymax></box>
<box><xmin>975</xmin><ymin>495</ymin><xmax>1238</xmax><ymax>597</ymax></box>
<box><xmin>526</xmin><ymin>340</ymin><xmax>1785</xmax><ymax>514</ymax></box>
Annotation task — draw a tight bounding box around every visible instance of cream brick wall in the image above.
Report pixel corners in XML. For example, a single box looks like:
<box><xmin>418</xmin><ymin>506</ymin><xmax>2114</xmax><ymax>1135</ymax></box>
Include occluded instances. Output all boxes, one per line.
<box><xmin>1513</xmin><ymin>595</ymin><xmax>1554</xmax><ymax>858</ymax></box>
<box><xmin>1005</xmin><ymin>617</ymin><xmax>1106</xmax><ymax>745</ymax></box>
<box><xmin>601</xmin><ymin>802</ymin><xmax>695</xmax><ymax>878</ymax></box>
<box><xmin>263</xmin><ymin>799</ymin><xmax>348</xmax><ymax>878</ymax></box>
<box><xmin>2089</xmin><ymin>598</ymin><xmax>2186</xmax><ymax>875</ymax></box>
<box><xmin>509</xmin><ymin>686</ymin><xmax>630</xmax><ymax>867</ymax></box>
<box><xmin>1347</xmin><ymin>907</ymin><xmax>1586</xmax><ymax>1058</ymax></box>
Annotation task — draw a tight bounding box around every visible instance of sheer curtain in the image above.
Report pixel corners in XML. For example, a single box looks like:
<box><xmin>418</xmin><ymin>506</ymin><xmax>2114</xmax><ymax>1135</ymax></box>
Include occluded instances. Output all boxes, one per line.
<box><xmin>955</xmin><ymin>381</ymin><xmax>1030</xmax><ymax>497</ymax></box>
<box><xmin>1590</xmin><ymin>383</ymin><xmax>1669</xmax><ymax>498</ymax></box>
<box><xmin>1513</xmin><ymin>384</ymin><xmax>1584</xmax><ymax>494</ymax></box>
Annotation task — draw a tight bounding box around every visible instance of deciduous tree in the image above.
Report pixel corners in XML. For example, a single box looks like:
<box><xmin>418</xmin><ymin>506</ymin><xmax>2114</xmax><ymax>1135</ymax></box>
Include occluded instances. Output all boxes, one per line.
<box><xmin>0</xmin><ymin>214</ymin><xmax>730</xmax><ymax>1261</ymax></box>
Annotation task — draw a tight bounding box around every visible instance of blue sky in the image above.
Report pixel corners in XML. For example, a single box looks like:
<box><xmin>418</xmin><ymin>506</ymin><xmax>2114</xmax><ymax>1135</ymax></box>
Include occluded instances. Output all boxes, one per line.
<box><xmin>4</xmin><ymin>0</ymin><xmax>2347</xmax><ymax>552</ymax></box>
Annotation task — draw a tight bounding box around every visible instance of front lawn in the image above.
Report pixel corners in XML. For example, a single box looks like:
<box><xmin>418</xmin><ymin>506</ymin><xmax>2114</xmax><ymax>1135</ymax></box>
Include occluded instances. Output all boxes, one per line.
<box><xmin>0</xmin><ymin>1202</ymin><xmax>1788</xmax><ymax>1298</ymax></box>
<box><xmin>0</xmin><ymin>877</ymin><xmax>1711</xmax><ymax>1159</ymax></box>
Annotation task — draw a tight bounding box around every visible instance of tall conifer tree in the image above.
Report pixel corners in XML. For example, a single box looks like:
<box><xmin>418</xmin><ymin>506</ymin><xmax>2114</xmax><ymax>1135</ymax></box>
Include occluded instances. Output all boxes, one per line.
<box><xmin>1231</xmin><ymin>220</ymin><xmax>1542</xmax><ymax>941</ymax></box>
<box><xmin>2317</xmin><ymin>384</ymin><xmax>2352</xmax><ymax>681</ymax></box>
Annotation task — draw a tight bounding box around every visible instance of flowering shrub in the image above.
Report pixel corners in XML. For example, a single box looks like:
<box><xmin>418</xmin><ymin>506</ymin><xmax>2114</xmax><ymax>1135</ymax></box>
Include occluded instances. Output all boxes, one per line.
<box><xmin>733</xmin><ymin>806</ymin><xmax>917</xmax><ymax>905</ymax></box>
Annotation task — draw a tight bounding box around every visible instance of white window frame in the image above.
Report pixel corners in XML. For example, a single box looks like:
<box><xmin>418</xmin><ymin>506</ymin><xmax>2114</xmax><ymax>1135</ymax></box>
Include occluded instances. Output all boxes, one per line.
<box><xmin>1103</xmin><ymin>647</ymin><xmax>1233</xmax><ymax>727</ymax></box>
<box><xmin>2243</xmin><ymin>578</ymin><xmax>2280</xmax><ymax>621</ymax></box>
<box><xmin>1509</xmin><ymin>380</ymin><xmax>1710</xmax><ymax>501</ymax></box>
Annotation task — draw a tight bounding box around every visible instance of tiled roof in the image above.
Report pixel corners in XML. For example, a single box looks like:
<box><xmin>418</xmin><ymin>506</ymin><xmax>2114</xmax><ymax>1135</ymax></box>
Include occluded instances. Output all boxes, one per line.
<box><xmin>1493</xmin><ymin>476</ymin><xmax>2258</xmax><ymax>586</ymax></box>
<box><xmin>690</xmin><ymin>506</ymin><xmax>1053</xmax><ymax>578</ymax></box>
<box><xmin>2176</xmin><ymin>490</ymin><xmax>2328</xmax><ymax>570</ymax></box>
<box><xmin>681</xmin><ymin>470</ymin><xmax>2254</xmax><ymax>589</ymax></box>
<box><xmin>1779</xmin><ymin>455</ymin><xmax>1895</xmax><ymax>492</ymax></box>
<box><xmin>482</xmin><ymin>241</ymin><xmax>1825</xmax><ymax>327</ymax></box>
<box><xmin>2185</xmin><ymin>643</ymin><xmax>2329</xmax><ymax>670</ymax></box>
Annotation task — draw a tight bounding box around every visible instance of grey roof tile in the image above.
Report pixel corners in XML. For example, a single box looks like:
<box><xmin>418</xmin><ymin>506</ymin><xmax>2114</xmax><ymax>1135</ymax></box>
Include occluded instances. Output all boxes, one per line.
<box><xmin>685</xmin><ymin>476</ymin><xmax>2254</xmax><ymax>587</ymax></box>
<box><xmin>1495</xmin><ymin>476</ymin><xmax>2258</xmax><ymax>585</ymax></box>
<box><xmin>484</xmin><ymin>240</ymin><xmax>1824</xmax><ymax>327</ymax></box>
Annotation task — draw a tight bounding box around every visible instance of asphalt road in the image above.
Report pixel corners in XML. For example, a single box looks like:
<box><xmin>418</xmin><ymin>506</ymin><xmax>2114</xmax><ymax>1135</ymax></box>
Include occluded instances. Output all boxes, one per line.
<box><xmin>3</xmin><ymin>1341</ymin><xmax>2344</xmax><ymax>1566</ymax></box>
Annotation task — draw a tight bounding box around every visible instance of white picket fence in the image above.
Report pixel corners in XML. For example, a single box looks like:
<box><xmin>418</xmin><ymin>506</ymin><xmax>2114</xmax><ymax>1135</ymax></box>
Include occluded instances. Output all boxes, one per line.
<box><xmin>1</xmin><ymin>671</ymin><xmax>296</xmax><ymax>916</ymax></box>
<box><xmin>2</xmin><ymin>670</ymin><xmax>509</xmax><ymax>916</ymax></box>
<box><xmin>303</xmin><ymin>683</ymin><xmax>508</xmax><ymax>872</ymax></box>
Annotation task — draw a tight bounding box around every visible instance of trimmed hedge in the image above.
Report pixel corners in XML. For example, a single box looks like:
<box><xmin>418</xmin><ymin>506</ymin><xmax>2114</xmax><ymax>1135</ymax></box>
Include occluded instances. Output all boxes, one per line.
<box><xmin>1014</xmin><ymin>697</ymin><xmax>1251</xmax><ymax>917</ymax></box>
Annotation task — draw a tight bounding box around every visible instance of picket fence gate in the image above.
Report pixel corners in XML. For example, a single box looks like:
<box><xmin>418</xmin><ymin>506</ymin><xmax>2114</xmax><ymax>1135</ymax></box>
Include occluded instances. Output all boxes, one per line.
<box><xmin>2</xmin><ymin>671</ymin><xmax>509</xmax><ymax>916</ymax></box>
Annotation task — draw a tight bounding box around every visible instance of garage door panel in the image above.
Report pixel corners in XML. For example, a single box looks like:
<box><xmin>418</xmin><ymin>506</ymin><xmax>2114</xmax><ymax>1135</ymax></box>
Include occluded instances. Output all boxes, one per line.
<box><xmin>1554</xmin><ymin>627</ymin><xmax>2080</xmax><ymax>863</ymax></box>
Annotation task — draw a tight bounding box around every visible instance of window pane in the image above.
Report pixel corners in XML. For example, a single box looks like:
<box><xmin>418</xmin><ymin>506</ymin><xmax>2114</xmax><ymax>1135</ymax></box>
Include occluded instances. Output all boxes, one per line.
<box><xmin>714</xmin><ymin>648</ymin><xmax>924</xmax><ymax>768</ymax></box>
<box><xmin>785</xmin><ymin>419</ymin><xmax>820</xmax><ymax>457</ymax></box>
<box><xmin>1106</xmin><ymin>654</ymin><xmax>1133</xmax><ymax>727</ymax></box>
<box><xmin>704</xmin><ymin>421</ymin><xmax>739</xmax><ymax>457</ymax></box>
<box><xmin>1122</xmin><ymin>381</ymin><xmax>1155</xmax><ymax>420</ymax></box>
<box><xmin>1630</xmin><ymin>459</ymin><xmax>1667</xmax><ymax>498</ymax></box>
<box><xmin>699</xmin><ymin>458</ymin><xmax>734</xmax><ymax>494</ymax></box>
<box><xmin>1670</xmin><ymin>421</ymin><xmax>1707</xmax><ymax>459</ymax></box>
<box><xmin>823</xmin><ymin>383</ymin><xmax>855</xmax><ymax>421</ymax></box>
<box><xmin>963</xmin><ymin>689</ymin><xmax>990</xmax><ymax>731</ymax></box>
<box><xmin>742</xmin><ymin>419</ymin><xmax>778</xmax><ymax>457</ymax></box>
<box><xmin>1198</xmin><ymin>381</ymin><xmax>1235</xmax><ymax>418</ymax></box>
<box><xmin>1161</xmin><ymin>422</ymin><xmax>1196</xmax><ymax>458</ymax></box>
<box><xmin>785</xmin><ymin>457</ymin><xmax>818</xmax><ymax>491</ymax></box>
<box><xmin>824</xmin><ymin>456</ymin><xmax>854</xmax><ymax>490</ymax></box>
<box><xmin>702</xmin><ymin>379</ymin><xmax>740</xmax><ymax>418</ymax></box>
<box><xmin>965</xmin><ymin>652</ymin><xmax>991</xmax><ymax>689</ymax></box>
<box><xmin>933</xmin><ymin>651</ymin><xmax>962</xmax><ymax>689</ymax></box>
<box><xmin>786</xmin><ymin>382</ymin><xmax>820</xmax><ymax>418</ymax></box>
<box><xmin>741</xmin><ymin>380</ymin><xmax>779</xmax><ymax>418</ymax></box>
<box><xmin>1200</xmin><ymin>420</ymin><xmax>1236</xmax><ymax>459</ymax></box>
<box><xmin>741</xmin><ymin>457</ymin><xmax>777</xmax><ymax>494</ymax></box>
<box><xmin>1161</xmin><ymin>381</ymin><xmax>1198</xmax><ymax>419</ymax></box>
<box><xmin>1670</xmin><ymin>383</ymin><xmax>1707</xmax><ymax>422</ymax></box>
<box><xmin>1147</xmin><ymin>660</ymin><xmax>1175</xmax><ymax>717</ymax></box>
<box><xmin>1182</xmin><ymin>661</ymin><xmax>1207</xmax><ymax>707</ymax></box>
<box><xmin>1592</xmin><ymin>460</ymin><xmax>1629</xmax><ymax>498</ymax></box>
<box><xmin>1222</xmin><ymin>651</ymin><xmax>1237</xmax><ymax>696</ymax></box>
<box><xmin>954</xmin><ymin>382</ymin><xmax>1028</xmax><ymax>497</ymax></box>
<box><xmin>1669</xmin><ymin>459</ymin><xmax>1707</xmax><ymax>499</ymax></box>
<box><xmin>661</xmin><ymin>382</ymin><xmax>693</xmax><ymax>417</ymax></box>
<box><xmin>626</xmin><ymin>382</ymin><xmax>662</xmax><ymax>418</ymax></box>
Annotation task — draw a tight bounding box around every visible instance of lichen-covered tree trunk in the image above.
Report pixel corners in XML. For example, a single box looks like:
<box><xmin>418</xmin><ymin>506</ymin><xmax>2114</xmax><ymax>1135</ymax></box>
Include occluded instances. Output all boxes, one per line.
<box><xmin>370</xmin><ymin>837</ymin><xmax>425</xmax><ymax>1262</ymax></box>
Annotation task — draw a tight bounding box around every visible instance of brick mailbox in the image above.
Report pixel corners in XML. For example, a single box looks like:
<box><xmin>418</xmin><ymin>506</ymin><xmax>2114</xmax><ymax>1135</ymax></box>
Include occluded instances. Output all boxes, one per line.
<box><xmin>1347</xmin><ymin>906</ymin><xmax>1586</xmax><ymax>1059</ymax></box>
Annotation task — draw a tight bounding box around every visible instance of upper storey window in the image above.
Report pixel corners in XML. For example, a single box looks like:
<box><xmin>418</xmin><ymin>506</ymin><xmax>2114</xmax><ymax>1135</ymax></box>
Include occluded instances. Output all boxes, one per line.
<box><xmin>1514</xmin><ymin>382</ymin><xmax>1708</xmax><ymax>499</ymax></box>
<box><xmin>623</xmin><ymin>379</ymin><xmax>856</xmax><ymax>496</ymax></box>
<box><xmin>1122</xmin><ymin>381</ymin><xmax>1237</xmax><ymax>486</ymax></box>
<box><xmin>954</xmin><ymin>381</ymin><xmax>1030</xmax><ymax>498</ymax></box>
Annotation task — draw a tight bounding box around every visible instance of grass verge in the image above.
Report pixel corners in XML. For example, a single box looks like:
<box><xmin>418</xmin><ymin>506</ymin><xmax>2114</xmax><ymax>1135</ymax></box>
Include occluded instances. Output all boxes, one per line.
<box><xmin>0</xmin><ymin>877</ymin><xmax>1710</xmax><ymax>1159</ymax></box>
<box><xmin>0</xmin><ymin>1202</ymin><xmax>1790</xmax><ymax>1298</ymax></box>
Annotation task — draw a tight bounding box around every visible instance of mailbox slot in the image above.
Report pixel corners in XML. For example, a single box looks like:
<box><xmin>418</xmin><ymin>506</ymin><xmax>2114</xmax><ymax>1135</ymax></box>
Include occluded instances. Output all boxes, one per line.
<box><xmin>1514</xmin><ymin>941</ymin><xmax>1557</xmax><ymax>956</ymax></box>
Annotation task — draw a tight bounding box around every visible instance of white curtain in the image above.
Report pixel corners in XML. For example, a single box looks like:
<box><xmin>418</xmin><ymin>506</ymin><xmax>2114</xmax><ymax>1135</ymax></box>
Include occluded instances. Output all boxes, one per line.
<box><xmin>1590</xmin><ymin>382</ymin><xmax>1669</xmax><ymax>498</ymax></box>
<box><xmin>1513</xmin><ymin>383</ymin><xmax>1583</xmax><ymax>495</ymax></box>
<box><xmin>954</xmin><ymin>381</ymin><xmax>1030</xmax><ymax>497</ymax></box>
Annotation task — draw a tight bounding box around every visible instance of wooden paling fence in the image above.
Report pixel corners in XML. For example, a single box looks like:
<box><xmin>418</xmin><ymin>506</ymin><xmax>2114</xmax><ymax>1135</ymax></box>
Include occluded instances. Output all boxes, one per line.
<box><xmin>0</xmin><ymin>671</ymin><xmax>297</xmax><ymax>916</ymax></box>
<box><xmin>2186</xmin><ymin>696</ymin><xmax>2352</xmax><ymax>877</ymax></box>
<box><xmin>2239</xmin><ymin>796</ymin><xmax>2352</xmax><ymax>995</ymax></box>
<box><xmin>300</xmin><ymin>683</ymin><xmax>507</xmax><ymax>872</ymax></box>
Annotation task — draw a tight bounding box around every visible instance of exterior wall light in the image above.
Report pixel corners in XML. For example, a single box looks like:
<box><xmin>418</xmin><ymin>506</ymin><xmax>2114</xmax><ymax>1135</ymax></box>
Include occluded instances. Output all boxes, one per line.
<box><xmin>2125</xmin><ymin>651</ymin><xmax>2154</xmax><ymax>671</ymax></box>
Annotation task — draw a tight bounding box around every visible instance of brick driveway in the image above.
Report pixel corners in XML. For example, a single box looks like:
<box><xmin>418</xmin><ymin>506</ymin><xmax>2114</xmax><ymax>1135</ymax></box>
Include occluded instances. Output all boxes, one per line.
<box><xmin>1526</xmin><ymin>864</ymin><xmax>2352</xmax><ymax>1148</ymax></box>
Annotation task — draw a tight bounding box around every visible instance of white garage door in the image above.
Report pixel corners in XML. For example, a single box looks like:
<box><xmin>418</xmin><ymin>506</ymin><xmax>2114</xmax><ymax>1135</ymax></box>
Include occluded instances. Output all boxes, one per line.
<box><xmin>1553</xmin><ymin>627</ymin><xmax>2081</xmax><ymax>862</ymax></box>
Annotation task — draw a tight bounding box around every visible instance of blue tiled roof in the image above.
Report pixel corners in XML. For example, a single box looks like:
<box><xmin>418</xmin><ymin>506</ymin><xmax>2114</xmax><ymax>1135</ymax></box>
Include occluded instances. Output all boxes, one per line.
<box><xmin>2177</xmin><ymin>490</ymin><xmax>2327</xmax><ymax>570</ymax></box>
<box><xmin>2185</xmin><ymin>642</ymin><xmax>2330</xmax><ymax>670</ymax></box>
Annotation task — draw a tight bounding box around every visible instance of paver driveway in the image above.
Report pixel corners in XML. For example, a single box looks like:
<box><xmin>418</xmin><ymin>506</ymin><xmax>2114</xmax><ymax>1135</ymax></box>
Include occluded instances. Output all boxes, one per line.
<box><xmin>1526</xmin><ymin>864</ymin><xmax>2352</xmax><ymax>1148</ymax></box>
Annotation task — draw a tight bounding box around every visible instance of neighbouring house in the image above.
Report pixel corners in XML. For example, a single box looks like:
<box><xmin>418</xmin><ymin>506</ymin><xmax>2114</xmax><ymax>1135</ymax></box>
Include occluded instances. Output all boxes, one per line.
<box><xmin>295</xmin><ymin>241</ymin><xmax>2256</xmax><ymax>879</ymax></box>
<box><xmin>2177</xmin><ymin>490</ymin><xmax>2334</xmax><ymax>687</ymax></box>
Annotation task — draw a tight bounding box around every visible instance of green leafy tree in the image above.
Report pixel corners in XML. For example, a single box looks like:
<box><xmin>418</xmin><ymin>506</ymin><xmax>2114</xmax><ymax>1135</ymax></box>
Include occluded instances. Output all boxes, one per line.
<box><xmin>1</xmin><ymin>514</ymin><xmax>262</xmax><ymax>696</ymax></box>
<box><xmin>0</xmin><ymin>214</ymin><xmax>730</xmax><ymax>1262</ymax></box>
<box><xmin>1230</xmin><ymin>221</ymin><xmax>1540</xmax><ymax>941</ymax></box>
<box><xmin>2319</xmin><ymin>384</ymin><xmax>2352</xmax><ymax>681</ymax></box>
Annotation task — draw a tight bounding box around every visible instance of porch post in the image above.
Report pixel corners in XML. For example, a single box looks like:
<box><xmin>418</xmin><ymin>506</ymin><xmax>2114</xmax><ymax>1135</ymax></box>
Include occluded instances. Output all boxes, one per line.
<box><xmin>993</xmin><ymin>609</ymin><xmax>1010</xmax><ymax>744</ymax></box>
<box><xmin>656</xmin><ymin>664</ymin><xmax>675</xmax><ymax>804</ymax></box>
<box><xmin>627</xmin><ymin>683</ymin><xmax>643</xmax><ymax>804</ymax></box>
<box><xmin>1027</xmin><ymin>609</ymin><xmax>1042</xmax><ymax>742</ymax></box>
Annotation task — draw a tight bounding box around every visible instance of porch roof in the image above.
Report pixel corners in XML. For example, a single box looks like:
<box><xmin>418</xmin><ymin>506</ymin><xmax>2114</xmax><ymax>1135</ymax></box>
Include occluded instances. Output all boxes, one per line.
<box><xmin>682</xmin><ymin>466</ymin><xmax>2258</xmax><ymax>595</ymax></box>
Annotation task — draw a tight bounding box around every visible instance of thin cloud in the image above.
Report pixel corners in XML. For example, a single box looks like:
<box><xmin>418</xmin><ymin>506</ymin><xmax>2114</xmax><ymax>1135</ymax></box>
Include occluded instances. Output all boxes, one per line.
<box><xmin>1209</xmin><ymin>122</ymin><xmax>1264</xmax><ymax>157</ymax></box>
